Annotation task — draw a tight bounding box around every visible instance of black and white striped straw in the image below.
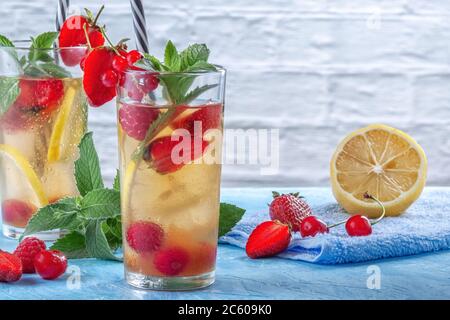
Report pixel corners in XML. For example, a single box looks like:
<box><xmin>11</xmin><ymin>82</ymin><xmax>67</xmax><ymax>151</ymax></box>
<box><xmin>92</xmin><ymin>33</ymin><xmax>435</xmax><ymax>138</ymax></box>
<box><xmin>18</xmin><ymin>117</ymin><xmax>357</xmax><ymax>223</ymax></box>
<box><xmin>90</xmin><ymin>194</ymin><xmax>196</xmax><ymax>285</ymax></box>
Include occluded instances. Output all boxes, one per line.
<box><xmin>56</xmin><ymin>0</ymin><xmax>70</xmax><ymax>32</ymax></box>
<box><xmin>130</xmin><ymin>0</ymin><xmax>149</xmax><ymax>53</ymax></box>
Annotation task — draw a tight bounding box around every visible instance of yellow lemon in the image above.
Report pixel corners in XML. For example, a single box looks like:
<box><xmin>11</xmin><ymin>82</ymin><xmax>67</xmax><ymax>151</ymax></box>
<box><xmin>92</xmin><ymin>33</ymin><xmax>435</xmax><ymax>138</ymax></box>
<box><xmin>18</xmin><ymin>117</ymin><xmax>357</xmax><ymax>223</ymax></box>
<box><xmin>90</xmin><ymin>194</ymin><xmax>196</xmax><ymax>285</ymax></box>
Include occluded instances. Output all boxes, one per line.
<box><xmin>0</xmin><ymin>144</ymin><xmax>48</xmax><ymax>206</ymax></box>
<box><xmin>330</xmin><ymin>124</ymin><xmax>427</xmax><ymax>217</ymax></box>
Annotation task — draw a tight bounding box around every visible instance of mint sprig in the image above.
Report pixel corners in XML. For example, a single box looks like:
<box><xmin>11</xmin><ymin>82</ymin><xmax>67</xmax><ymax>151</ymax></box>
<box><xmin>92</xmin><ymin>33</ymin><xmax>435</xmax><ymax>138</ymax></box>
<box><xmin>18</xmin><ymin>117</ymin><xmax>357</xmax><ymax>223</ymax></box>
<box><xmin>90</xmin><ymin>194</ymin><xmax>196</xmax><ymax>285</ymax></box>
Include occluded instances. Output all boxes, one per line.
<box><xmin>136</xmin><ymin>41</ymin><xmax>218</xmax><ymax>105</ymax></box>
<box><xmin>21</xmin><ymin>131</ymin><xmax>245</xmax><ymax>260</ymax></box>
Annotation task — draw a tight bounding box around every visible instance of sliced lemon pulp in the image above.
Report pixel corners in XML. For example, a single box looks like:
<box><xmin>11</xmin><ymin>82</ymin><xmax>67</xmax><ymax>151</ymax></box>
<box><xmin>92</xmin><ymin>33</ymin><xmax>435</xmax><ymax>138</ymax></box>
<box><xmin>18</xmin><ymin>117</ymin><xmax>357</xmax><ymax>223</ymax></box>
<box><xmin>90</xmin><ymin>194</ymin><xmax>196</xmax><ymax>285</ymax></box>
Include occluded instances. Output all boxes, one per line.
<box><xmin>330</xmin><ymin>124</ymin><xmax>427</xmax><ymax>217</ymax></box>
<box><xmin>0</xmin><ymin>144</ymin><xmax>48</xmax><ymax>206</ymax></box>
<box><xmin>47</xmin><ymin>81</ymin><xmax>86</xmax><ymax>162</ymax></box>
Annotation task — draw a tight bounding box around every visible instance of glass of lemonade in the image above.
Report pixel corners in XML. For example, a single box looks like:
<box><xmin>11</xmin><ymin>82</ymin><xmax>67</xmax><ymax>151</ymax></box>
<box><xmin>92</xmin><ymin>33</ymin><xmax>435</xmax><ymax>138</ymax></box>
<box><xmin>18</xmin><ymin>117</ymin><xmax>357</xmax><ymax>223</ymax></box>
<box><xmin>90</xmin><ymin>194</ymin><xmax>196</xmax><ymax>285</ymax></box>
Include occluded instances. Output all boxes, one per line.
<box><xmin>117</xmin><ymin>67</ymin><xmax>226</xmax><ymax>290</ymax></box>
<box><xmin>0</xmin><ymin>42</ymin><xmax>87</xmax><ymax>240</ymax></box>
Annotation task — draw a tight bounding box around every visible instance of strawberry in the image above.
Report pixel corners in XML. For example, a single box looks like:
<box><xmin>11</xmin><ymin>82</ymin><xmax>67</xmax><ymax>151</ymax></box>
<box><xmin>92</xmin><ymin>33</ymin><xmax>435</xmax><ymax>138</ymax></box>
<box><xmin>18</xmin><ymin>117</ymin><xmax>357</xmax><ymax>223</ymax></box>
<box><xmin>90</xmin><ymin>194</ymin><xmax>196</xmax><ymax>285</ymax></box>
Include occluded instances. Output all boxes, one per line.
<box><xmin>118</xmin><ymin>103</ymin><xmax>160</xmax><ymax>141</ymax></box>
<box><xmin>245</xmin><ymin>220</ymin><xmax>291</xmax><ymax>259</ymax></box>
<box><xmin>82</xmin><ymin>47</ymin><xmax>117</xmax><ymax>107</ymax></box>
<box><xmin>172</xmin><ymin>103</ymin><xmax>222</xmax><ymax>135</ymax></box>
<box><xmin>269</xmin><ymin>191</ymin><xmax>312</xmax><ymax>232</ymax></box>
<box><xmin>143</xmin><ymin>135</ymin><xmax>209</xmax><ymax>174</ymax></box>
<box><xmin>0</xmin><ymin>250</ymin><xmax>22</xmax><ymax>282</ymax></box>
<box><xmin>58</xmin><ymin>8</ymin><xmax>106</xmax><ymax>66</ymax></box>
<box><xmin>126</xmin><ymin>221</ymin><xmax>164</xmax><ymax>253</ymax></box>
<box><xmin>15</xmin><ymin>78</ymin><xmax>64</xmax><ymax>114</ymax></box>
<box><xmin>1</xmin><ymin>199</ymin><xmax>37</xmax><ymax>228</ymax></box>
<box><xmin>153</xmin><ymin>247</ymin><xmax>190</xmax><ymax>276</ymax></box>
<box><xmin>13</xmin><ymin>237</ymin><xmax>46</xmax><ymax>273</ymax></box>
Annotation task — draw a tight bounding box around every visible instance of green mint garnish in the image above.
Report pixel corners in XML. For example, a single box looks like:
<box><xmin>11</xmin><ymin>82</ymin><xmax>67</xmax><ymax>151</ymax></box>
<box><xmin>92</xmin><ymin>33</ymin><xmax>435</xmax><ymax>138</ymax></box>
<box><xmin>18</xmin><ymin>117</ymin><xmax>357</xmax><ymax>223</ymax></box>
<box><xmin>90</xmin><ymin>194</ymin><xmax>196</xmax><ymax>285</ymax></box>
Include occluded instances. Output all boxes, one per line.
<box><xmin>74</xmin><ymin>132</ymin><xmax>105</xmax><ymax>196</ymax></box>
<box><xmin>23</xmin><ymin>132</ymin><xmax>122</xmax><ymax>261</ymax></box>
<box><xmin>0</xmin><ymin>77</ymin><xmax>20</xmax><ymax>116</ymax></box>
<box><xmin>136</xmin><ymin>41</ymin><xmax>218</xmax><ymax>105</ymax></box>
<box><xmin>113</xmin><ymin>169</ymin><xmax>120</xmax><ymax>191</ymax></box>
<box><xmin>0</xmin><ymin>34</ymin><xmax>14</xmax><ymax>47</ymax></box>
<box><xmin>219</xmin><ymin>203</ymin><xmax>246</xmax><ymax>237</ymax></box>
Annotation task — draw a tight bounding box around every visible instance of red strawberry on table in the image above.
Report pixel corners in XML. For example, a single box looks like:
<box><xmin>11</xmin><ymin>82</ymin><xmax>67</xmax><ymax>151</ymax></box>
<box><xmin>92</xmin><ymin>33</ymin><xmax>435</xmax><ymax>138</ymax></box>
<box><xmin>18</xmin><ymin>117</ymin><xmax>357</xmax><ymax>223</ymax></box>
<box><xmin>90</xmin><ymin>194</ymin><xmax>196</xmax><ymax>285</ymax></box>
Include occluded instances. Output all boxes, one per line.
<box><xmin>119</xmin><ymin>103</ymin><xmax>160</xmax><ymax>141</ymax></box>
<box><xmin>246</xmin><ymin>220</ymin><xmax>291</xmax><ymax>259</ymax></box>
<box><xmin>269</xmin><ymin>191</ymin><xmax>312</xmax><ymax>232</ymax></box>
<box><xmin>143</xmin><ymin>135</ymin><xmax>209</xmax><ymax>174</ymax></box>
<box><xmin>82</xmin><ymin>47</ymin><xmax>117</xmax><ymax>107</ymax></box>
<box><xmin>58</xmin><ymin>7</ymin><xmax>105</xmax><ymax>66</ymax></box>
<box><xmin>0</xmin><ymin>250</ymin><xmax>22</xmax><ymax>282</ymax></box>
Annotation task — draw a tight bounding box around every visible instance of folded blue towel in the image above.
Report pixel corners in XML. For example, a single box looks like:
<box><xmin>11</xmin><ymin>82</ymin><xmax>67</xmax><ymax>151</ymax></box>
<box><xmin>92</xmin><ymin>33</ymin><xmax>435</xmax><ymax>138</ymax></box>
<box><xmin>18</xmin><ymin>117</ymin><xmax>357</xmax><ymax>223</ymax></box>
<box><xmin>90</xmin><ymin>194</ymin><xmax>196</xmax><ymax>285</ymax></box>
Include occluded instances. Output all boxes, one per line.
<box><xmin>220</xmin><ymin>187</ymin><xmax>450</xmax><ymax>264</ymax></box>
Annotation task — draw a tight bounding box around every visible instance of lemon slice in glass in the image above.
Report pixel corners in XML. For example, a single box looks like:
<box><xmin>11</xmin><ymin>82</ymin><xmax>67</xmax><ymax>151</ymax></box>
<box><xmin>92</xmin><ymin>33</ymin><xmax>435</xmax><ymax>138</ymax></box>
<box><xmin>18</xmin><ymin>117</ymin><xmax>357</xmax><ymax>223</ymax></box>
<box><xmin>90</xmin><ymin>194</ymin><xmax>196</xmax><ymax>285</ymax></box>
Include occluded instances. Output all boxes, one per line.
<box><xmin>330</xmin><ymin>124</ymin><xmax>427</xmax><ymax>217</ymax></box>
<box><xmin>47</xmin><ymin>81</ymin><xmax>87</xmax><ymax>162</ymax></box>
<box><xmin>0</xmin><ymin>144</ymin><xmax>48</xmax><ymax>206</ymax></box>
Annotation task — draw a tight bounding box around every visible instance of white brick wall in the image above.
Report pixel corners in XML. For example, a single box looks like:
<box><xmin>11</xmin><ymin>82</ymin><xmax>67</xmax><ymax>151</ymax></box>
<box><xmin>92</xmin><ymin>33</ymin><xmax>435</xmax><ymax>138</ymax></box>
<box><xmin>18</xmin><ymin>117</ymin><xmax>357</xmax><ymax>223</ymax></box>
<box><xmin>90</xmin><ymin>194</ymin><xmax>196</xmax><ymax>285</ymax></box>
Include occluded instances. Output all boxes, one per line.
<box><xmin>2</xmin><ymin>0</ymin><xmax>450</xmax><ymax>187</ymax></box>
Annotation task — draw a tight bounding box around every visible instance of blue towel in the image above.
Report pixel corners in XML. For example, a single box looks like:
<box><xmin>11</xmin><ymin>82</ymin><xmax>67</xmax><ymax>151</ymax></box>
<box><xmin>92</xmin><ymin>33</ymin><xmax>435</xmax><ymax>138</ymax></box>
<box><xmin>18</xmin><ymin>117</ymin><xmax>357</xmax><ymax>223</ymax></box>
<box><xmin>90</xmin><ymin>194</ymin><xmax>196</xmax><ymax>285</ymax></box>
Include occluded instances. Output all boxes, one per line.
<box><xmin>220</xmin><ymin>187</ymin><xmax>450</xmax><ymax>264</ymax></box>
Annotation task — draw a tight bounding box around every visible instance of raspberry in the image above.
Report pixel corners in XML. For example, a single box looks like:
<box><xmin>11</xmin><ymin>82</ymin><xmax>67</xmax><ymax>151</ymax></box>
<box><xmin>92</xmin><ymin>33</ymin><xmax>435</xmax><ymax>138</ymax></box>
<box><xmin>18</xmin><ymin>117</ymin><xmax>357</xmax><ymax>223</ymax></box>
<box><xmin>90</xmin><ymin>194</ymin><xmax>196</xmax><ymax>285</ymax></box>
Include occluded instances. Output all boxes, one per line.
<box><xmin>34</xmin><ymin>250</ymin><xmax>67</xmax><ymax>280</ymax></box>
<box><xmin>13</xmin><ymin>237</ymin><xmax>46</xmax><ymax>273</ymax></box>
<box><xmin>154</xmin><ymin>247</ymin><xmax>190</xmax><ymax>276</ymax></box>
<box><xmin>1</xmin><ymin>199</ymin><xmax>37</xmax><ymax>228</ymax></box>
<box><xmin>119</xmin><ymin>104</ymin><xmax>160</xmax><ymax>141</ymax></box>
<box><xmin>126</xmin><ymin>221</ymin><xmax>164</xmax><ymax>253</ymax></box>
<box><xmin>0</xmin><ymin>250</ymin><xmax>22</xmax><ymax>282</ymax></box>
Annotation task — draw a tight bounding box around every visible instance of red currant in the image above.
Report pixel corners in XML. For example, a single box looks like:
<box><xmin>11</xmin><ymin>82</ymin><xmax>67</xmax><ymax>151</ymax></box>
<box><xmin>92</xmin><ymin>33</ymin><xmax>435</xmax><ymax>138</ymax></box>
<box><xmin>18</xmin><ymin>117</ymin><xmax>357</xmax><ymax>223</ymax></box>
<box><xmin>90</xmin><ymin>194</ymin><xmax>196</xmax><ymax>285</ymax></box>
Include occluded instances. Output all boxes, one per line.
<box><xmin>126</xmin><ymin>50</ymin><xmax>143</xmax><ymax>66</ymax></box>
<box><xmin>143</xmin><ymin>74</ymin><xmax>159</xmax><ymax>92</ymax></box>
<box><xmin>33</xmin><ymin>250</ymin><xmax>68</xmax><ymax>280</ymax></box>
<box><xmin>345</xmin><ymin>215</ymin><xmax>372</xmax><ymax>236</ymax></box>
<box><xmin>112</xmin><ymin>55</ymin><xmax>129</xmax><ymax>73</ymax></box>
<box><xmin>300</xmin><ymin>216</ymin><xmax>329</xmax><ymax>238</ymax></box>
<box><xmin>101</xmin><ymin>69</ymin><xmax>119</xmax><ymax>88</ymax></box>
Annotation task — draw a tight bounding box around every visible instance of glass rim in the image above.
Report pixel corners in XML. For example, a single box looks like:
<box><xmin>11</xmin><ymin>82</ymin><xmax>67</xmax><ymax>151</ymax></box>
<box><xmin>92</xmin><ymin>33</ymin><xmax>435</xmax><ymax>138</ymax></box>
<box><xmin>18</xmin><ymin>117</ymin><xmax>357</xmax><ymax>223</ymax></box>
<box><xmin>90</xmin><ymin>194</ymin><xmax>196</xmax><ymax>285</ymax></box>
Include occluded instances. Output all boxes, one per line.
<box><xmin>2</xmin><ymin>40</ymin><xmax>87</xmax><ymax>51</ymax></box>
<box><xmin>122</xmin><ymin>64</ymin><xmax>226</xmax><ymax>76</ymax></box>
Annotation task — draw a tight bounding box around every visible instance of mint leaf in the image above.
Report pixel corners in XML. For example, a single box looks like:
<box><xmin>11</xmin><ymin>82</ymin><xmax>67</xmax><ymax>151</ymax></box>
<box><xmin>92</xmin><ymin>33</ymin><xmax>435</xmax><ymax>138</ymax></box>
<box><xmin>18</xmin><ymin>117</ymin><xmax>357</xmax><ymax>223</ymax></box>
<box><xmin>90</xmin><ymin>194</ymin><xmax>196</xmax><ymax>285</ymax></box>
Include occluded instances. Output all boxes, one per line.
<box><xmin>183</xmin><ymin>84</ymin><xmax>218</xmax><ymax>105</ymax></box>
<box><xmin>103</xmin><ymin>217</ymin><xmax>122</xmax><ymax>251</ymax></box>
<box><xmin>21</xmin><ymin>198</ymin><xmax>80</xmax><ymax>239</ymax></box>
<box><xmin>0</xmin><ymin>78</ymin><xmax>19</xmax><ymax>116</ymax></box>
<box><xmin>0</xmin><ymin>34</ymin><xmax>14</xmax><ymax>47</ymax></box>
<box><xmin>164</xmin><ymin>40</ymin><xmax>181</xmax><ymax>71</ymax></box>
<box><xmin>85</xmin><ymin>220</ymin><xmax>121</xmax><ymax>261</ymax></box>
<box><xmin>180</xmin><ymin>44</ymin><xmax>210</xmax><ymax>70</ymax></box>
<box><xmin>31</xmin><ymin>32</ymin><xmax>58</xmax><ymax>49</ymax></box>
<box><xmin>139</xmin><ymin>53</ymin><xmax>163</xmax><ymax>71</ymax></box>
<box><xmin>185</xmin><ymin>60</ymin><xmax>217</xmax><ymax>72</ymax></box>
<box><xmin>51</xmin><ymin>231</ymin><xmax>89</xmax><ymax>259</ymax></box>
<box><xmin>75</xmin><ymin>132</ymin><xmax>104</xmax><ymax>196</ymax></box>
<box><xmin>219</xmin><ymin>203</ymin><xmax>246</xmax><ymax>237</ymax></box>
<box><xmin>38</xmin><ymin>62</ymin><xmax>71</xmax><ymax>78</ymax></box>
<box><xmin>80</xmin><ymin>188</ymin><xmax>121</xmax><ymax>219</ymax></box>
<box><xmin>113</xmin><ymin>169</ymin><xmax>120</xmax><ymax>191</ymax></box>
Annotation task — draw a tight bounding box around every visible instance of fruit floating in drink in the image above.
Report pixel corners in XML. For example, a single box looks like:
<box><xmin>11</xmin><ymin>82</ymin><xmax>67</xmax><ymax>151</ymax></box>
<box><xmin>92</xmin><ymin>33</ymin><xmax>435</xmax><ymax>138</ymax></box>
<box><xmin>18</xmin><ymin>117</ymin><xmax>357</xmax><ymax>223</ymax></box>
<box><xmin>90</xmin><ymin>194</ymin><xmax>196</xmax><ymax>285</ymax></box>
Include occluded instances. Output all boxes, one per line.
<box><xmin>0</xmin><ymin>41</ymin><xmax>90</xmax><ymax>239</ymax></box>
<box><xmin>113</xmin><ymin>41</ymin><xmax>226</xmax><ymax>290</ymax></box>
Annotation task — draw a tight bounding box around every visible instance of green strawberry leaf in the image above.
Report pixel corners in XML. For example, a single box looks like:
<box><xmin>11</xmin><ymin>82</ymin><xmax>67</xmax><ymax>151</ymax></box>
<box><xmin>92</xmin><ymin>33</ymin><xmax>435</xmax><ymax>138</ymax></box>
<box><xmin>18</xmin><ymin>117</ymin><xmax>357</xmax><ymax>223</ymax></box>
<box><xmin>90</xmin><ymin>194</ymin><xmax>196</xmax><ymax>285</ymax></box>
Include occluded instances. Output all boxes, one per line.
<box><xmin>21</xmin><ymin>198</ymin><xmax>80</xmax><ymax>239</ymax></box>
<box><xmin>75</xmin><ymin>132</ymin><xmax>105</xmax><ymax>196</ymax></box>
<box><xmin>85</xmin><ymin>220</ymin><xmax>122</xmax><ymax>261</ymax></box>
<box><xmin>50</xmin><ymin>231</ymin><xmax>89</xmax><ymax>259</ymax></box>
<box><xmin>219</xmin><ymin>203</ymin><xmax>246</xmax><ymax>237</ymax></box>
<box><xmin>0</xmin><ymin>78</ymin><xmax>20</xmax><ymax>116</ymax></box>
<box><xmin>80</xmin><ymin>188</ymin><xmax>121</xmax><ymax>219</ymax></box>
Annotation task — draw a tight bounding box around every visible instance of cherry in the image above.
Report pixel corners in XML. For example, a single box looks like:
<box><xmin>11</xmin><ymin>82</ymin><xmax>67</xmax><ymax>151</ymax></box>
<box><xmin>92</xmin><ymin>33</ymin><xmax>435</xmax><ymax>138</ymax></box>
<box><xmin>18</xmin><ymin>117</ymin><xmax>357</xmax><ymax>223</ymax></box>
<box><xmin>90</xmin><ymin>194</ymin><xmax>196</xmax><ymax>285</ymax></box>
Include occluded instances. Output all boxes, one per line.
<box><xmin>126</xmin><ymin>50</ymin><xmax>142</xmax><ymax>66</ymax></box>
<box><xmin>33</xmin><ymin>250</ymin><xmax>67</xmax><ymax>280</ymax></box>
<box><xmin>112</xmin><ymin>55</ymin><xmax>129</xmax><ymax>73</ymax></box>
<box><xmin>101</xmin><ymin>69</ymin><xmax>119</xmax><ymax>88</ymax></box>
<box><xmin>345</xmin><ymin>215</ymin><xmax>372</xmax><ymax>236</ymax></box>
<box><xmin>300</xmin><ymin>216</ymin><xmax>328</xmax><ymax>238</ymax></box>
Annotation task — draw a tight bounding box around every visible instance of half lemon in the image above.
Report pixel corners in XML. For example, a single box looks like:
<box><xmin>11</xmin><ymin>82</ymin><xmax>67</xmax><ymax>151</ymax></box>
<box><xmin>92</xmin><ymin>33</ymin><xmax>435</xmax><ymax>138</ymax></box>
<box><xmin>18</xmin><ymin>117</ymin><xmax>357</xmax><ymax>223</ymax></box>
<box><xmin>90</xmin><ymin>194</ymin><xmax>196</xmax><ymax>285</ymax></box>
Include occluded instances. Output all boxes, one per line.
<box><xmin>330</xmin><ymin>124</ymin><xmax>427</xmax><ymax>217</ymax></box>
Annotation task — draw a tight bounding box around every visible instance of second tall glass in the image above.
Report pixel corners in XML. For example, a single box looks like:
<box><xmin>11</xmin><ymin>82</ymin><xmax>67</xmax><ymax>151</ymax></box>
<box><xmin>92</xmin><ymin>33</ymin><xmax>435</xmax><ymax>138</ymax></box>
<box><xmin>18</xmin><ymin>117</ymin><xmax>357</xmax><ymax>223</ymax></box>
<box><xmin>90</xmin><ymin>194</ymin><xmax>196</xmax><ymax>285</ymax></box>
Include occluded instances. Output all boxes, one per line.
<box><xmin>117</xmin><ymin>67</ymin><xmax>226</xmax><ymax>290</ymax></box>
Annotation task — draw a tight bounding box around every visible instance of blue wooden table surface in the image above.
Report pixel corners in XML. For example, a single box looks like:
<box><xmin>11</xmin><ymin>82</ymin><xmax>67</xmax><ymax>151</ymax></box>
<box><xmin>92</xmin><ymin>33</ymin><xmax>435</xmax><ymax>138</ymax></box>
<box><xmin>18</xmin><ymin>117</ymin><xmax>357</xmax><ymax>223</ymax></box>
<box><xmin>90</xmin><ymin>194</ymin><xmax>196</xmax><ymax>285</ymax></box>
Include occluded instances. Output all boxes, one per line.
<box><xmin>1</xmin><ymin>187</ymin><xmax>450</xmax><ymax>300</ymax></box>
